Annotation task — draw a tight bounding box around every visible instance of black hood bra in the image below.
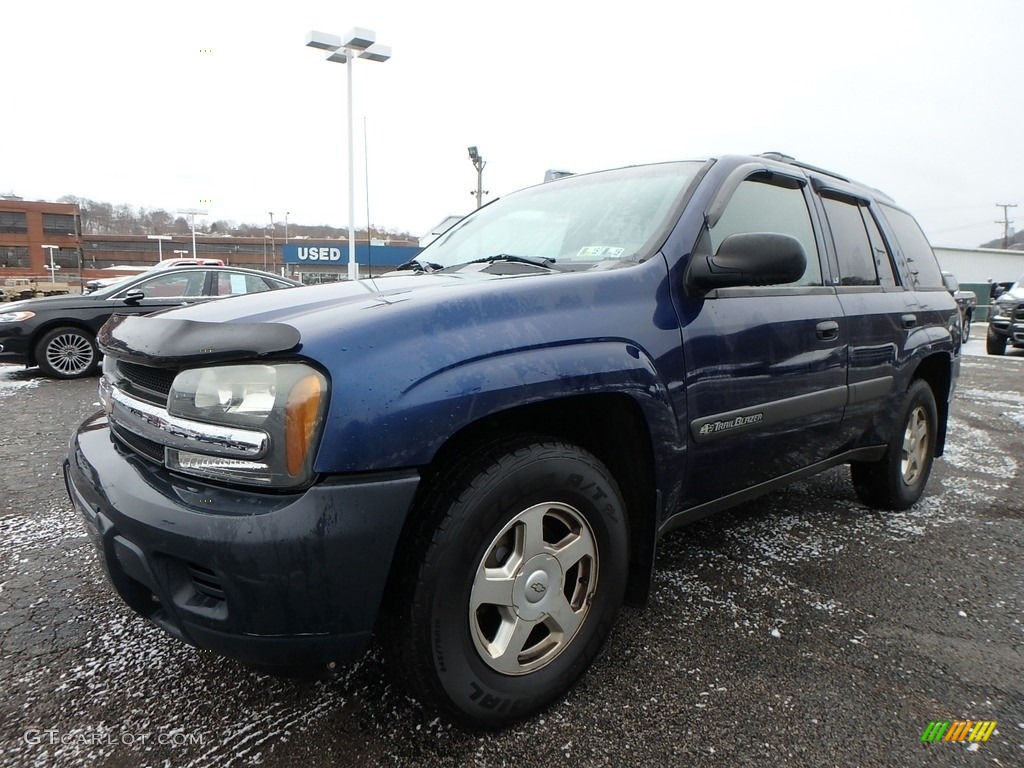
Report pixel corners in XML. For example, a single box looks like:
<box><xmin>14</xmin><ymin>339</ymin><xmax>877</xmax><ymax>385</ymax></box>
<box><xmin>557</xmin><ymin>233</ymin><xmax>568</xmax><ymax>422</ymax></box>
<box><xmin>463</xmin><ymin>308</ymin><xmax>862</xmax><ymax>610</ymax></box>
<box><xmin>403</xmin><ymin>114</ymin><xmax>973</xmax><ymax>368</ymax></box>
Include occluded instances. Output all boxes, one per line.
<box><xmin>99</xmin><ymin>314</ymin><xmax>301</xmax><ymax>367</ymax></box>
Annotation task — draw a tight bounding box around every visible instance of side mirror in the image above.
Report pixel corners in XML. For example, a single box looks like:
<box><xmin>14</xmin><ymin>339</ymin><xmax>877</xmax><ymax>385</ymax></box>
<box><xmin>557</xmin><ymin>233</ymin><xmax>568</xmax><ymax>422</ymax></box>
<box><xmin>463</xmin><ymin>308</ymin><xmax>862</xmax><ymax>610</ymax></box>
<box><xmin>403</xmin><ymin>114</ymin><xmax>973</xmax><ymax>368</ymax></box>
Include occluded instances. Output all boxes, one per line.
<box><xmin>123</xmin><ymin>289</ymin><xmax>145</xmax><ymax>305</ymax></box>
<box><xmin>687</xmin><ymin>232</ymin><xmax>806</xmax><ymax>295</ymax></box>
<box><xmin>942</xmin><ymin>273</ymin><xmax>958</xmax><ymax>295</ymax></box>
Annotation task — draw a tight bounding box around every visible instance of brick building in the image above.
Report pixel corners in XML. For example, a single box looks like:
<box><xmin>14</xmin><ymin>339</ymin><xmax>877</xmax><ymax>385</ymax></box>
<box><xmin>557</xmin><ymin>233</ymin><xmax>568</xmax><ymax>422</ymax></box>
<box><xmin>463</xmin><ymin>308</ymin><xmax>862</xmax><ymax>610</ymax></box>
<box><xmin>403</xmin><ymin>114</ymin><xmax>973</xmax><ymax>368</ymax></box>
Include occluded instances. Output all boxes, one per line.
<box><xmin>1</xmin><ymin>196</ymin><xmax>423</xmax><ymax>288</ymax></box>
<box><xmin>0</xmin><ymin>196</ymin><xmax>82</xmax><ymax>279</ymax></box>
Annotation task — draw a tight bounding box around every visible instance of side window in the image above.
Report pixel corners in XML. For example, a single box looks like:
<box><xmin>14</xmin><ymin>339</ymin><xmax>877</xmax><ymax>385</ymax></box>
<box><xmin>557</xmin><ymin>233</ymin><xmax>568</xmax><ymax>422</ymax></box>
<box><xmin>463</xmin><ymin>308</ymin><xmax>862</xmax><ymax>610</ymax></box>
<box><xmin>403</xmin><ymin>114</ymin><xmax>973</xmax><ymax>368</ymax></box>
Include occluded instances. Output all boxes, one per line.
<box><xmin>217</xmin><ymin>273</ymin><xmax>272</xmax><ymax>296</ymax></box>
<box><xmin>823</xmin><ymin>195</ymin><xmax>888</xmax><ymax>288</ymax></box>
<box><xmin>878</xmin><ymin>204</ymin><xmax>944</xmax><ymax>289</ymax></box>
<box><xmin>860</xmin><ymin>207</ymin><xmax>898</xmax><ymax>287</ymax></box>
<box><xmin>126</xmin><ymin>271</ymin><xmax>205</xmax><ymax>298</ymax></box>
<box><xmin>710</xmin><ymin>178</ymin><xmax>822</xmax><ymax>286</ymax></box>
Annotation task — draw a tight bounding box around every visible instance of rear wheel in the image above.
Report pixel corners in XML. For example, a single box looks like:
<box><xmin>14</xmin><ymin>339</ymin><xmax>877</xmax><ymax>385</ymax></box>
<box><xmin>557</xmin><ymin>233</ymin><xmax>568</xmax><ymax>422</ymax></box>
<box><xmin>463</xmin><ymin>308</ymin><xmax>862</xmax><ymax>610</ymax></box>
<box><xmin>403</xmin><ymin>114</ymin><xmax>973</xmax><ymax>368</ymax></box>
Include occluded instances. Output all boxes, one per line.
<box><xmin>383</xmin><ymin>437</ymin><xmax>629</xmax><ymax>729</ymax></box>
<box><xmin>961</xmin><ymin>312</ymin><xmax>972</xmax><ymax>343</ymax></box>
<box><xmin>851</xmin><ymin>379</ymin><xmax>937</xmax><ymax>510</ymax></box>
<box><xmin>986</xmin><ymin>328</ymin><xmax>1006</xmax><ymax>355</ymax></box>
<box><xmin>35</xmin><ymin>326</ymin><xmax>99</xmax><ymax>379</ymax></box>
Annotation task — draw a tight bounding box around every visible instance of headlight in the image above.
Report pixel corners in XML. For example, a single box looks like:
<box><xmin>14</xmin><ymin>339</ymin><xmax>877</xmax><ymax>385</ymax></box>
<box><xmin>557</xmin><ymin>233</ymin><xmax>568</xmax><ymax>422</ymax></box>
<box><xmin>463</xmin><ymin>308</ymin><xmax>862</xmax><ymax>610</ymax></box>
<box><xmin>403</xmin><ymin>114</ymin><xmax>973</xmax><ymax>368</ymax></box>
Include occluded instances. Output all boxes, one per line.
<box><xmin>0</xmin><ymin>311</ymin><xmax>35</xmax><ymax>322</ymax></box>
<box><xmin>165</xmin><ymin>363</ymin><xmax>328</xmax><ymax>488</ymax></box>
<box><xmin>993</xmin><ymin>304</ymin><xmax>1012</xmax><ymax>318</ymax></box>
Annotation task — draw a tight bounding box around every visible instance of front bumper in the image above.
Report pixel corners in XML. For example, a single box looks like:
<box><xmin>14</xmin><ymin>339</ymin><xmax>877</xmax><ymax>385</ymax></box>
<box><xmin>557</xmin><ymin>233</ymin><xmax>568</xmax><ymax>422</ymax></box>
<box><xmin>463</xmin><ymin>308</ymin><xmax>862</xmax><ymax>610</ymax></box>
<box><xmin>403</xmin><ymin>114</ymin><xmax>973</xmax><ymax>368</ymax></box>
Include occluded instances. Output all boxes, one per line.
<box><xmin>64</xmin><ymin>410</ymin><xmax>420</xmax><ymax>666</ymax></box>
<box><xmin>0</xmin><ymin>330</ymin><xmax>30</xmax><ymax>364</ymax></box>
<box><xmin>988</xmin><ymin>317</ymin><xmax>1024</xmax><ymax>343</ymax></box>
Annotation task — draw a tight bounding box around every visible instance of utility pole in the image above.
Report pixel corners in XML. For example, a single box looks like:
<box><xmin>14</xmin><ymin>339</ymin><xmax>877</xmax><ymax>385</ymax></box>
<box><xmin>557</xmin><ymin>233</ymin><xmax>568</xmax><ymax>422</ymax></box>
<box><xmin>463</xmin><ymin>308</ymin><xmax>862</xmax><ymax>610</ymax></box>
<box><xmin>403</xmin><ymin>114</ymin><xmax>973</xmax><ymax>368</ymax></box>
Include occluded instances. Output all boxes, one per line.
<box><xmin>468</xmin><ymin>146</ymin><xmax>489</xmax><ymax>209</ymax></box>
<box><xmin>995</xmin><ymin>203</ymin><xmax>1017</xmax><ymax>249</ymax></box>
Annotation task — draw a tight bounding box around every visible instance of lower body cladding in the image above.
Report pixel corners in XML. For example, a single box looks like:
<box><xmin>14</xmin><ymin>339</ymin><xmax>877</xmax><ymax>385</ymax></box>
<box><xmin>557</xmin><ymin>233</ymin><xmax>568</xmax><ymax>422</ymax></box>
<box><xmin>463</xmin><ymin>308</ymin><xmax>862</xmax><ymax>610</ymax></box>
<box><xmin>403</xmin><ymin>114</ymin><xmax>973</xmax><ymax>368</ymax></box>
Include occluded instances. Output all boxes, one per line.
<box><xmin>64</xmin><ymin>411</ymin><xmax>419</xmax><ymax>666</ymax></box>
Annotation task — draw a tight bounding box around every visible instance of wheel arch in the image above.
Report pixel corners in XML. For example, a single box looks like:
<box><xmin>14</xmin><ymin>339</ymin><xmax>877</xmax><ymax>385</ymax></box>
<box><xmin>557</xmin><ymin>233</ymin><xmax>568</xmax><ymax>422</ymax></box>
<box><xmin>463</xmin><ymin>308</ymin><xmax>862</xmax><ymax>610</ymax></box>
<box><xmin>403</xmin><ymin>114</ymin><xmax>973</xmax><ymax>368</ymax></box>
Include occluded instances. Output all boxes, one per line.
<box><xmin>408</xmin><ymin>393</ymin><xmax>660</xmax><ymax>607</ymax></box>
<box><xmin>909</xmin><ymin>352</ymin><xmax>953</xmax><ymax>457</ymax></box>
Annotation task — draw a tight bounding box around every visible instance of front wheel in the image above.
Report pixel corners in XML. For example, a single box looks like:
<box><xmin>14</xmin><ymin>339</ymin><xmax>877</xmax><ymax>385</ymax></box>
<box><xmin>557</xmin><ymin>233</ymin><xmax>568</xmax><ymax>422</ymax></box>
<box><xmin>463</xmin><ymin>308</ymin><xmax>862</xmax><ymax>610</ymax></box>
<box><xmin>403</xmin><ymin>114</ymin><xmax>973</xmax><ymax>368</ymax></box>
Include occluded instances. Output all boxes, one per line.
<box><xmin>961</xmin><ymin>312</ymin><xmax>972</xmax><ymax>343</ymax></box>
<box><xmin>851</xmin><ymin>379</ymin><xmax>937</xmax><ymax>510</ymax></box>
<box><xmin>986</xmin><ymin>328</ymin><xmax>1007</xmax><ymax>355</ymax></box>
<box><xmin>383</xmin><ymin>438</ymin><xmax>629</xmax><ymax>729</ymax></box>
<box><xmin>35</xmin><ymin>326</ymin><xmax>99</xmax><ymax>379</ymax></box>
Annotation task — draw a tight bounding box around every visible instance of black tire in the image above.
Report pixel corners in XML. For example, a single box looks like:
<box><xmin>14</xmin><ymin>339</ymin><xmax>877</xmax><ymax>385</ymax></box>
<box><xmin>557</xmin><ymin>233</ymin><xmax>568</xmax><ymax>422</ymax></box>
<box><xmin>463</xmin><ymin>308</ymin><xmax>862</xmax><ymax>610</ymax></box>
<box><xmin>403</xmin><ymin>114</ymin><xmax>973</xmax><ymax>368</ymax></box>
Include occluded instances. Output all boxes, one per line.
<box><xmin>986</xmin><ymin>329</ymin><xmax>1006</xmax><ymax>356</ymax></box>
<box><xmin>851</xmin><ymin>379</ymin><xmax>937</xmax><ymax>510</ymax></box>
<box><xmin>961</xmin><ymin>312</ymin><xmax>972</xmax><ymax>343</ymax></box>
<box><xmin>35</xmin><ymin>326</ymin><xmax>99</xmax><ymax>379</ymax></box>
<box><xmin>382</xmin><ymin>437</ymin><xmax>629</xmax><ymax>729</ymax></box>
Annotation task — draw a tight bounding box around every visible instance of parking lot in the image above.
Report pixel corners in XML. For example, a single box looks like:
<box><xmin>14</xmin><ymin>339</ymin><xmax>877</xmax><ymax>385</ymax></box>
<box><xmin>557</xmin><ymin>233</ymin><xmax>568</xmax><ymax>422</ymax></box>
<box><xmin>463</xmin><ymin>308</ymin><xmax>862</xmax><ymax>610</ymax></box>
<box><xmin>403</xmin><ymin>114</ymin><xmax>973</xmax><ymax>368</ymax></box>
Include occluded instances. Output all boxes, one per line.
<box><xmin>0</xmin><ymin>330</ymin><xmax>1021</xmax><ymax>768</ymax></box>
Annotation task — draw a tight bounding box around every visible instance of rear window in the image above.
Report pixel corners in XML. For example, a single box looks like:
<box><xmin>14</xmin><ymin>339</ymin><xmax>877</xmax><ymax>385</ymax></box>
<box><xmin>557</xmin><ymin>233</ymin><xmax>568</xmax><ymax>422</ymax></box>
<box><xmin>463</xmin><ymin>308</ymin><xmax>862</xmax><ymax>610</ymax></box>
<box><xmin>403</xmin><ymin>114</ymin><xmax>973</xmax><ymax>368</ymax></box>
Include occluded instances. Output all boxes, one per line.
<box><xmin>879</xmin><ymin>204</ymin><xmax>943</xmax><ymax>289</ymax></box>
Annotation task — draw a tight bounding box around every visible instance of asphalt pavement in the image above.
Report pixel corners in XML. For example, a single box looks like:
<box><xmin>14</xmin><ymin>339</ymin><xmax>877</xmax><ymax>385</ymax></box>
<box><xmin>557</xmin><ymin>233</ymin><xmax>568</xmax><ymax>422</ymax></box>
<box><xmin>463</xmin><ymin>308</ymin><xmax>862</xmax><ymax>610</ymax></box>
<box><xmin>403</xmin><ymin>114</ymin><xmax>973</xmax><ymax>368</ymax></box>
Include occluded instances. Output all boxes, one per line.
<box><xmin>0</xmin><ymin>328</ymin><xmax>1021</xmax><ymax>767</ymax></box>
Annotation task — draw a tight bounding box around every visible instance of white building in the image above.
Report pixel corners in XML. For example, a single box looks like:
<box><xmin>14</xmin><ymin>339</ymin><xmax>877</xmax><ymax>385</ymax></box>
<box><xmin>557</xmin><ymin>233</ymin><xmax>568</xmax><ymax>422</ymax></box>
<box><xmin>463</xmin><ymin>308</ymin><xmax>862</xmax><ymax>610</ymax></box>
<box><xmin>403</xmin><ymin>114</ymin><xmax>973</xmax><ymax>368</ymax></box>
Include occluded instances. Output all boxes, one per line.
<box><xmin>933</xmin><ymin>247</ymin><xmax>1024</xmax><ymax>285</ymax></box>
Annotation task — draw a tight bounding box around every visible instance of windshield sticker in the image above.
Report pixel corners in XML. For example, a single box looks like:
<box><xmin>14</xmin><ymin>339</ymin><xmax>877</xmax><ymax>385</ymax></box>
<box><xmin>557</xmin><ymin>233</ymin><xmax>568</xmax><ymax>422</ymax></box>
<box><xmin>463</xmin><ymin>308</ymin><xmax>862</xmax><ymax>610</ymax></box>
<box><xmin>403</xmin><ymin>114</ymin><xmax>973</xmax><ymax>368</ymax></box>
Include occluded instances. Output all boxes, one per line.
<box><xmin>576</xmin><ymin>246</ymin><xmax>625</xmax><ymax>260</ymax></box>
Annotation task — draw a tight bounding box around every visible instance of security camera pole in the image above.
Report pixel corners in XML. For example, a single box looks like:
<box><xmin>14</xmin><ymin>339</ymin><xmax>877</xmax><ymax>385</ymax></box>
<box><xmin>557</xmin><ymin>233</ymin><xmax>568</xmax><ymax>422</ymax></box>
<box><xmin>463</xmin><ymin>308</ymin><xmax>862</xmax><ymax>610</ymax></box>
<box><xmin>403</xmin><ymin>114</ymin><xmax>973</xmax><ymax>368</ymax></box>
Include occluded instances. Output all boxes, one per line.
<box><xmin>468</xmin><ymin>146</ymin><xmax>488</xmax><ymax>209</ymax></box>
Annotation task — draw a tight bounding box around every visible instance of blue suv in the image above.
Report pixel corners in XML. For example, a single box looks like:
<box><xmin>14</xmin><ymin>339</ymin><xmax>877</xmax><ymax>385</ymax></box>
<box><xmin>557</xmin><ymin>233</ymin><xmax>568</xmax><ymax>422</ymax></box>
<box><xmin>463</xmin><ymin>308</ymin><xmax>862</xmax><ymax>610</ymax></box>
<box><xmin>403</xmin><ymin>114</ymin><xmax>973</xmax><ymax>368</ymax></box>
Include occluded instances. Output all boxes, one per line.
<box><xmin>64</xmin><ymin>153</ymin><xmax>959</xmax><ymax>728</ymax></box>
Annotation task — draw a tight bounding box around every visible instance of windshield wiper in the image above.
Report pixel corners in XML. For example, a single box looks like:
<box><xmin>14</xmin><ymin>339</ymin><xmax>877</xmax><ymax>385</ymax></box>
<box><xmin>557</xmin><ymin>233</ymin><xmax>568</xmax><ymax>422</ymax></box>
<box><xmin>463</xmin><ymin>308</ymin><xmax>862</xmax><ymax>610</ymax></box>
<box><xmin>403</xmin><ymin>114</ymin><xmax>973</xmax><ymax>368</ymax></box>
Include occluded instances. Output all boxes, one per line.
<box><xmin>394</xmin><ymin>259</ymin><xmax>443</xmax><ymax>273</ymax></box>
<box><xmin>447</xmin><ymin>253</ymin><xmax>557</xmax><ymax>270</ymax></box>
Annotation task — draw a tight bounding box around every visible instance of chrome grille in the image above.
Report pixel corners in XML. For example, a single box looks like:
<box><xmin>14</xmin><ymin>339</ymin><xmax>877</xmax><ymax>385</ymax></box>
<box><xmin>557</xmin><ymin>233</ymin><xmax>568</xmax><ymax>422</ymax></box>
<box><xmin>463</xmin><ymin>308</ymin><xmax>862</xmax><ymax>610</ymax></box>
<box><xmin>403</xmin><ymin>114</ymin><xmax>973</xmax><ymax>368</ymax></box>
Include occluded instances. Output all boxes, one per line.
<box><xmin>116</xmin><ymin>361</ymin><xmax>177</xmax><ymax>405</ymax></box>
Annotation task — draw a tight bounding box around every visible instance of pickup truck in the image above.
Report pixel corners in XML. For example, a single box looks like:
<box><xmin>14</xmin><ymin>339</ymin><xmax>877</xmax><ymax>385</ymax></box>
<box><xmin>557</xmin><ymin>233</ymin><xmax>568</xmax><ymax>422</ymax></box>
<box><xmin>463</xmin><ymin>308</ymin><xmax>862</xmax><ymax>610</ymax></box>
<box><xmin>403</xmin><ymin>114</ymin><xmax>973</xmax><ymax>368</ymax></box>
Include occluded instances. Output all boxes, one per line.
<box><xmin>941</xmin><ymin>271</ymin><xmax>977</xmax><ymax>341</ymax></box>
<box><xmin>987</xmin><ymin>272</ymin><xmax>1024</xmax><ymax>354</ymax></box>
<box><xmin>64</xmin><ymin>153</ymin><xmax>960</xmax><ymax>728</ymax></box>
<box><xmin>1</xmin><ymin>277</ymin><xmax>71</xmax><ymax>301</ymax></box>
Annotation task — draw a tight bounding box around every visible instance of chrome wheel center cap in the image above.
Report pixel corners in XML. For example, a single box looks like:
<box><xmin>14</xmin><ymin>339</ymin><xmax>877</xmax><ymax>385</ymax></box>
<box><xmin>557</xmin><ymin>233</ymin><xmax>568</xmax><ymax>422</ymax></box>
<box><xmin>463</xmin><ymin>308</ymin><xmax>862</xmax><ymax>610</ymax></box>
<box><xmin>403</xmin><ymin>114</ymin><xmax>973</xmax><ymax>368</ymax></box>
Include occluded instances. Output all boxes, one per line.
<box><xmin>513</xmin><ymin>554</ymin><xmax>561</xmax><ymax>620</ymax></box>
<box><xmin>524</xmin><ymin>570</ymin><xmax>549</xmax><ymax>603</ymax></box>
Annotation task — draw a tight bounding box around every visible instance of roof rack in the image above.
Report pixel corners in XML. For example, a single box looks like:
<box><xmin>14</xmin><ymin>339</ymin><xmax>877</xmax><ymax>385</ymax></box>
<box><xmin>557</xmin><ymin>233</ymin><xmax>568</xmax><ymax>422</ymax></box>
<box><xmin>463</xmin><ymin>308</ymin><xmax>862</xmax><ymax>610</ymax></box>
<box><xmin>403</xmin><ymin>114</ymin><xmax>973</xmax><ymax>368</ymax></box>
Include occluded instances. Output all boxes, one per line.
<box><xmin>758</xmin><ymin>152</ymin><xmax>850</xmax><ymax>183</ymax></box>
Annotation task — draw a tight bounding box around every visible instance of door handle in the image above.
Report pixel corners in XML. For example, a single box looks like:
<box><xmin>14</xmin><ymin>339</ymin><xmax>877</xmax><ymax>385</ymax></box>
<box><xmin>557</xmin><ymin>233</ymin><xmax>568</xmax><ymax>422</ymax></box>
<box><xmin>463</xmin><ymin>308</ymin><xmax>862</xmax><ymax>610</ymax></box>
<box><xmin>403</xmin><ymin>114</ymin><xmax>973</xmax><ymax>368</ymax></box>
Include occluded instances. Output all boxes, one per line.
<box><xmin>816</xmin><ymin>320</ymin><xmax>839</xmax><ymax>341</ymax></box>
<box><xmin>901</xmin><ymin>314</ymin><xmax>917</xmax><ymax>329</ymax></box>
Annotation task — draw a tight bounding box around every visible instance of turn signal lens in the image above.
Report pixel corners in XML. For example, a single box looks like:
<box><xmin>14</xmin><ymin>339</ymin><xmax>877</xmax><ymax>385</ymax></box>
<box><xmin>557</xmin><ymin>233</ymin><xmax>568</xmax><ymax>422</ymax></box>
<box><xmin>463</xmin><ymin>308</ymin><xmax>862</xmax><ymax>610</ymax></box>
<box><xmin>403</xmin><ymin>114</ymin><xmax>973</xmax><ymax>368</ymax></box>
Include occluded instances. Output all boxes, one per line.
<box><xmin>285</xmin><ymin>374</ymin><xmax>324</xmax><ymax>476</ymax></box>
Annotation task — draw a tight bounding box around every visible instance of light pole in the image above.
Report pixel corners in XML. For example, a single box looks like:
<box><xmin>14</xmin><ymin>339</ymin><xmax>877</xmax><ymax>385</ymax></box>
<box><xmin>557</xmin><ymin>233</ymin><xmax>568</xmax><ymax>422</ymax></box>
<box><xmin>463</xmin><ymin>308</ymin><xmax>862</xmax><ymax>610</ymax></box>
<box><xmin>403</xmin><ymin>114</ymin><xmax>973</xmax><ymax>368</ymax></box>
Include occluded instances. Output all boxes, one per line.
<box><xmin>41</xmin><ymin>244</ymin><xmax>60</xmax><ymax>282</ymax></box>
<box><xmin>285</xmin><ymin>212</ymin><xmax>290</xmax><ymax>245</ymax></box>
<box><xmin>268</xmin><ymin>212</ymin><xmax>276</xmax><ymax>267</ymax></box>
<box><xmin>468</xmin><ymin>146</ymin><xmax>488</xmax><ymax>208</ymax></box>
<box><xmin>176</xmin><ymin>208</ymin><xmax>207</xmax><ymax>262</ymax></box>
<box><xmin>306</xmin><ymin>27</ymin><xmax>392</xmax><ymax>281</ymax></box>
<box><xmin>147</xmin><ymin>234</ymin><xmax>172</xmax><ymax>263</ymax></box>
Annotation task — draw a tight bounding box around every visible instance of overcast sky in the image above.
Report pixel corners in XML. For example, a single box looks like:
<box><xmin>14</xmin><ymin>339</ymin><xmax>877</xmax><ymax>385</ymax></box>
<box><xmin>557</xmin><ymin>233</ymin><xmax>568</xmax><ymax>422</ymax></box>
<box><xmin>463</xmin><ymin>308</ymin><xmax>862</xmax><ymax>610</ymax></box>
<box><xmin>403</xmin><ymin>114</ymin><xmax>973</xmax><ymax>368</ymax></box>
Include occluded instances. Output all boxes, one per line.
<box><xmin>3</xmin><ymin>0</ymin><xmax>1021</xmax><ymax>247</ymax></box>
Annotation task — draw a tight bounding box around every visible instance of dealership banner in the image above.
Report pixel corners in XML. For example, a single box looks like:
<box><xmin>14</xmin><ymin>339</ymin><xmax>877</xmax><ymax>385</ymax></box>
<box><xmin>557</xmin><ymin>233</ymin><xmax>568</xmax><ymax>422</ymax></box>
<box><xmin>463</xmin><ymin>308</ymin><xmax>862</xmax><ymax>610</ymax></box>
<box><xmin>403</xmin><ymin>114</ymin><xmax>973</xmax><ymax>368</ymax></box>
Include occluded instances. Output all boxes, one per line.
<box><xmin>283</xmin><ymin>243</ymin><xmax>421</xmax><ymax>267</ymax></box>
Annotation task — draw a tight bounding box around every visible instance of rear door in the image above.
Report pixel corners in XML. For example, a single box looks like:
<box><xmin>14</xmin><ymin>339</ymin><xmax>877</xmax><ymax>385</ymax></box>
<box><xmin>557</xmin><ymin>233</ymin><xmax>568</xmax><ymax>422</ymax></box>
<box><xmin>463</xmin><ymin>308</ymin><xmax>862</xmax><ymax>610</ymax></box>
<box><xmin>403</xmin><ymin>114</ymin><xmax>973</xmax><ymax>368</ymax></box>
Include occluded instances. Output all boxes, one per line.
<box><xmin>810</xmin><ymin>181</ymin><xmax>914</xmax><ymax>447</ymax></box>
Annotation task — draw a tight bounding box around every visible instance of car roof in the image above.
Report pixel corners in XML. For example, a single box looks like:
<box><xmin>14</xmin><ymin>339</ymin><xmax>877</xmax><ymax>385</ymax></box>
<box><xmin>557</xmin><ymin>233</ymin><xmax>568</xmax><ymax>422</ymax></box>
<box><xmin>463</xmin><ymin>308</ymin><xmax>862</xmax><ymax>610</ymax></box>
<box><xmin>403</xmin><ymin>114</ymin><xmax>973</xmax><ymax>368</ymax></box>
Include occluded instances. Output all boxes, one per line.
<box><xmin>93</xmin><ymin>265</ymin><xmax>300</xmax><ymax>296</ymax></box>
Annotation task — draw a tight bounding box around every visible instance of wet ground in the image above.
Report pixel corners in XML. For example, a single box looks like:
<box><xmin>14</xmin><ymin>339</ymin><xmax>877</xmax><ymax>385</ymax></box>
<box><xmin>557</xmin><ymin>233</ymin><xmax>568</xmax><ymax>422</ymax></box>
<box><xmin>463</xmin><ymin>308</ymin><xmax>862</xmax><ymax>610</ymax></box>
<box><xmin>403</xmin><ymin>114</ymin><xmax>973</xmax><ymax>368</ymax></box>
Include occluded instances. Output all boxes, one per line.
<box><xmin>0</xmin><ymin>329</ymin><xmax>1021</xmax><ymax>767</ymax></box>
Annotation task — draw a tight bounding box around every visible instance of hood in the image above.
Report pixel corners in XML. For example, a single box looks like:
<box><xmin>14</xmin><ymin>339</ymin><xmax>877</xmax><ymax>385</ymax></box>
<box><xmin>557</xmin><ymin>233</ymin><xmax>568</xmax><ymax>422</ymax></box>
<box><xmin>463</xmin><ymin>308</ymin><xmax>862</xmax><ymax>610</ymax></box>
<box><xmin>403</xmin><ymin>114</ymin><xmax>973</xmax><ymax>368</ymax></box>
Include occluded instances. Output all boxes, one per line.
<box><xmin>998</xmin><ymin>284</ymin><xmax>1024</xmax><ymax>302</ymax></box>
<box><xmin>2</xmin><ymin>293</ymin><xmax>105</xmax><ymax>312</ymax></box>
<box><xmin>92</xmin><ymin>271</ymin><xmax>521</xmax><ymax>364</ymax></box>
<box><xmin>141</xmin><ymin>271</ymin><xmax>498</xmax><ymax>329</ymax></box>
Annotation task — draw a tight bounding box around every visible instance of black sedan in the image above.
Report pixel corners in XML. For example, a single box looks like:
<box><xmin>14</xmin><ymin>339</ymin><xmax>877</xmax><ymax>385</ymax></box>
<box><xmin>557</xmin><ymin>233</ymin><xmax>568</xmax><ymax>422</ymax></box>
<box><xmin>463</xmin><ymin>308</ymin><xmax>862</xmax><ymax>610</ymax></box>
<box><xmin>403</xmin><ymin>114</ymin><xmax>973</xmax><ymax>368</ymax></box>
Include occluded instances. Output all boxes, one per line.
<box><xmin>0</xmin><ymin>266</ymin><xmax>300</xmax><ymax>379</ymax></box>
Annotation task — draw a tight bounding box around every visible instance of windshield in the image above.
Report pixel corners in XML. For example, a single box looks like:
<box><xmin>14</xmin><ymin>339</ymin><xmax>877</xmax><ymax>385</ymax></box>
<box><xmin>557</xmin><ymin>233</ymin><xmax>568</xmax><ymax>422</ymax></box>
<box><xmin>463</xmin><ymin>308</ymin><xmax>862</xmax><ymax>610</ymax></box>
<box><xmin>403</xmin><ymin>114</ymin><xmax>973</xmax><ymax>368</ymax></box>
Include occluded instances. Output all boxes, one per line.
<box><xmin>421</xmin><ymin>162</ymin><xmax>704</xmax><ymax>272</ymax></box>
